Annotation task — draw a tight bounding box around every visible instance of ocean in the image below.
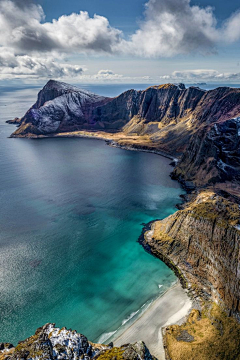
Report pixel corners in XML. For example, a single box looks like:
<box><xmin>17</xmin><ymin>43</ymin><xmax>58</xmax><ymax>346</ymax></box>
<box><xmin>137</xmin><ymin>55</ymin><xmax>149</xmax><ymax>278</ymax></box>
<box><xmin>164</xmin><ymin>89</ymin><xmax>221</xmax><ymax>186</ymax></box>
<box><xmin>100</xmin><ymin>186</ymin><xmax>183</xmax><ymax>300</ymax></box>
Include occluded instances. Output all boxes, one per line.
<box><xmin>0</xmin><ymin>82</ymin><xmax>237</xmax><ymax>345</ymax></box>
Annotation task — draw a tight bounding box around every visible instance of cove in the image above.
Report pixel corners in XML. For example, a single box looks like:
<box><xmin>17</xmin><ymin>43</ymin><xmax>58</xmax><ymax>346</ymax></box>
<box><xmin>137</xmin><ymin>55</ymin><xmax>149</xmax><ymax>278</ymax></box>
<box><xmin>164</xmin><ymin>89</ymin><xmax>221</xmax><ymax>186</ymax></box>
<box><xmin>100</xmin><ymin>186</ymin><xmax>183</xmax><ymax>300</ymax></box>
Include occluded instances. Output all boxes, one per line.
<box><xmin>0</xmin><ymin>87</ymin><xmax>182</xmax><ymax>345</ymax></box>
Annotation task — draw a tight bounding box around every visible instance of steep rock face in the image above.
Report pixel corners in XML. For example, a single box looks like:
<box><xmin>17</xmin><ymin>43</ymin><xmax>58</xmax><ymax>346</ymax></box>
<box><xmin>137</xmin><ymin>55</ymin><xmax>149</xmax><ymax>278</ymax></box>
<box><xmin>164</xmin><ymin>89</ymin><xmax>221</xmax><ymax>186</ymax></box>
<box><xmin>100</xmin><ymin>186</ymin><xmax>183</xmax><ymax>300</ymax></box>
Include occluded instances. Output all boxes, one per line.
<box><xmin>11</xmin><ymin>81</ymin><xmax>240</xmax><ymax>158</ymax></box>
<box><xmin>173</xmin><ymin>118</ymin><xmax>240</xmax><ymax>187</ymax></box>
<box><xmin>16</xmin><ymin>80</ymin><xmax>109</xmax><ymax>135</ymax></box>
<box><xmin>144</xmin><ymin>191</ymin><xmax>240</xmax><ymax>314</ymax></box>
<box><xmin>191</xmin><ymin>87</ymin><xmax>240</xmax><ymax>124</ymax></box>
<box><xmin>0</xmin><ymin>323</ymin><xmax>156</xmax><ymax>360</ymax></box>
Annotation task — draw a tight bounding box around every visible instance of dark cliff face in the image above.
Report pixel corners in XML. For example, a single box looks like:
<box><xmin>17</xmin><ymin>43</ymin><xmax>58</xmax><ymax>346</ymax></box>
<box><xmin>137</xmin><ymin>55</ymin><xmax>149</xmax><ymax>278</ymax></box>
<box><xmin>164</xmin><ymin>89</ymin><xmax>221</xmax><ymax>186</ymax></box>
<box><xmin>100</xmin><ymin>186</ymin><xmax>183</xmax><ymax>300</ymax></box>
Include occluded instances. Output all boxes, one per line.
<box><xmin>192</xmin><ymin>87</ymin><xmax>240</xmax><ymax>124</ymax></box>
<box><xmin>173</xmin><ymin>117</ymin><xmax>240</xmax><ymax>187</ymax></box>
<box><xmin>145</xmin><ymin>191</ymin><xmax>240</xmax><ymax>315</ymax></box>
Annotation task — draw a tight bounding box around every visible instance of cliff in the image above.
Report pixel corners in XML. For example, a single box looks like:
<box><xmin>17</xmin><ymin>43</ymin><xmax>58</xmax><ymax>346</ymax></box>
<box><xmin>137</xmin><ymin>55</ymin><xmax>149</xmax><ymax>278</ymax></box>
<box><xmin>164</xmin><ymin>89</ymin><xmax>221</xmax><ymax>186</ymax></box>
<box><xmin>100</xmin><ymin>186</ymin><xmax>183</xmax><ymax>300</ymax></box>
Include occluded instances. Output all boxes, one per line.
<box><xmin>144</xmin><ymin>191</ymin><xmax>240</xmax><ymax>314</ymax></box>
<box><xmin>0</xmin><ymin>323</ymin><xmax>156</xmax><ymax>360</ymax></box>
<box><xmin>10</xmin><ymin>81</ymin><xmax>240</xmax><ymax>159</ymax></box>
<box><xmin>143</xmin><ymin>190</ymin><xmax>240</xmax><ymax>359</ymax></box>
<box><xmin>172</xmin><ymin>117</ymin><xmax>240</xmax><ymax>188</ymax></box>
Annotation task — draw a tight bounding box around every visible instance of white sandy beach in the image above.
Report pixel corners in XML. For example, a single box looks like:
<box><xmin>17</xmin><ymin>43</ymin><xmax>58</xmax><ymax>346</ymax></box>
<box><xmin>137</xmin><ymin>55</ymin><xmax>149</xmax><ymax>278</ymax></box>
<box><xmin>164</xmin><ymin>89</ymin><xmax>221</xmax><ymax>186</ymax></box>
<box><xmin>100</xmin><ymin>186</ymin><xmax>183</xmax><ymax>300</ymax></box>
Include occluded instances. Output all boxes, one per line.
<box><xmin>113</xmin><ymin>282</ymin><xmax>192</xmax><ymax>360</ymax></box>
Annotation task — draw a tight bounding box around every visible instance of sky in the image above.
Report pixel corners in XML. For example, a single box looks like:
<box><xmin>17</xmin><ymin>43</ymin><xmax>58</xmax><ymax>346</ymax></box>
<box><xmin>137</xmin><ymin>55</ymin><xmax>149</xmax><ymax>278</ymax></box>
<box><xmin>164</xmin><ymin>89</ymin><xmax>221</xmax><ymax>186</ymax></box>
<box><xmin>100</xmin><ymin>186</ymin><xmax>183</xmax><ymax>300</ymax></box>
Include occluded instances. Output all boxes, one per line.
<box><xmin>1</xmin><ymin>0</ymin><xmax>240</xmax><ymax>84</ymax></box>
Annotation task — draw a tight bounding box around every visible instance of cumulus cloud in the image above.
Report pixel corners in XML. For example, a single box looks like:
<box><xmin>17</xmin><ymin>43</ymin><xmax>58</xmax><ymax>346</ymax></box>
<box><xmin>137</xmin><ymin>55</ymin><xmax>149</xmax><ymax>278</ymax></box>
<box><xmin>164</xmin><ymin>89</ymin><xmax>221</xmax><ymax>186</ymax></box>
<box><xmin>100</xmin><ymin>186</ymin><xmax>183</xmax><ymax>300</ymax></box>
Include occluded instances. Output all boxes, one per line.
<box><xmin>77</xmin><ymin>70</ymin><xmax>153</xmax><ymax>83</ymax></box>
<box><xmin>160</xmin><ymin>69</ymin><xmax>240</xmax><ymax>82</ymax></box>
<box><xmin>93</xmin><ymin>69</ymin><xmax>123</xmax><ymax>80</ymax></box>
<box><xmin>0</xmin><ymin>0</ymin><xmax>122</xmax><ymax>53</ymax></box>
<box><xmin>222</xmin><ymin>11</ymin><xmax>240</xmax><ymax>43</ymax></box>
<box><xmin>1</xmin><ymin>0</ymin><xmax>240</xmax><ymax>80</ymax></box>
<box><xmin>124</xmin><ymin>0</ymin><xmax>219</xmax><ymax>57</ymax></box>
<box><xmin>125</xmin><ymin>0</ymin><xmax>240</xmax><ymax>57</ymax></box>
<box><xmin>0</xmin><ymin>48</ymin><xmax>84</xmax><ymax>79</ymax></box>
<box><xmin>1</xmin><ymin>0</ymin><xmax>240</xmax><ymax>58</ymax></box>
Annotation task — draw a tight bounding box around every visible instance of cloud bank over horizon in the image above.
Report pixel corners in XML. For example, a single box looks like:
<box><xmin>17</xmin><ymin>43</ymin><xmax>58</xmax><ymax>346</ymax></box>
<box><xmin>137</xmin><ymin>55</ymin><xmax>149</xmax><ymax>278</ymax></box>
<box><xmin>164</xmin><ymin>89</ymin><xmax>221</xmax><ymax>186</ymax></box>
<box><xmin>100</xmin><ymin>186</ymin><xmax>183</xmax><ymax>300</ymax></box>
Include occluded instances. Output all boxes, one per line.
<box><xmin>0</xmin><ymin>0</ymin><xmax>240</xmax><ymax>81</ymax></box>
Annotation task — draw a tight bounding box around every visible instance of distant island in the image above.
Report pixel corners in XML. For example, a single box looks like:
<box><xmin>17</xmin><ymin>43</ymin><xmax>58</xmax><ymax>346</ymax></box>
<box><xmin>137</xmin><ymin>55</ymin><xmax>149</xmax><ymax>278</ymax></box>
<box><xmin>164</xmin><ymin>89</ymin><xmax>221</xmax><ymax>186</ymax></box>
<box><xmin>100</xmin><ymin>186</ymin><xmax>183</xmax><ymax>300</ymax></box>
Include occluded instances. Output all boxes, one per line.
<box><xmin>3</xmin><ymin>80</ymin><xmax>240</xmax><ymax>360</ymax></box>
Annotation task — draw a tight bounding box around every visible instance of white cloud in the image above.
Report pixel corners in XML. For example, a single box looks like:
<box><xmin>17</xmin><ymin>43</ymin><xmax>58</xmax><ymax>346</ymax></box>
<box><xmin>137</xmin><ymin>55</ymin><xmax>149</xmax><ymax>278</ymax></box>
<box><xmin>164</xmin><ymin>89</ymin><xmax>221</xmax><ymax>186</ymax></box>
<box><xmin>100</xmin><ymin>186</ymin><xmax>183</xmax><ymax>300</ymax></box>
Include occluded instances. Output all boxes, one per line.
<box><xmin>160</xmin><ymin>69</ymin><xmax>240</xmax><ymax>82</ymax></box>
<box><xmin>1</xmin><ymin>0</ymin><xmax>240</xmax><ymax>58</ymax></box>
<box><xmin>0</xmin><ymin>48</ymin><xmax>84</xmax><ymax>79</ymax></box>
<box><xmin>0</xmin><ymin>0</ymin><xmax>122</xmax><ymax>53</ymax></box>
<box><xmin>93</xmin><ymin>69</ymin><xmax>123</xmax><ymax>80</ymax></box>
<box><xmin>124</xmin><ymin>0</ymin><xmax>219</xmax><ymax>57</ymax></box>
<box><xmin>77</xmin><ymin>70</ymin><xmax>153</xmax><ymax>83</ymax></box>
<box><xmin>222</xmin><ymin>11</ymin><xmax>240</xmax><ymax>43</ymax></box>
<box><xmin>1</xmin><ymin>0</ymin><xmax>240</xmax><ymax>81</ymax></box>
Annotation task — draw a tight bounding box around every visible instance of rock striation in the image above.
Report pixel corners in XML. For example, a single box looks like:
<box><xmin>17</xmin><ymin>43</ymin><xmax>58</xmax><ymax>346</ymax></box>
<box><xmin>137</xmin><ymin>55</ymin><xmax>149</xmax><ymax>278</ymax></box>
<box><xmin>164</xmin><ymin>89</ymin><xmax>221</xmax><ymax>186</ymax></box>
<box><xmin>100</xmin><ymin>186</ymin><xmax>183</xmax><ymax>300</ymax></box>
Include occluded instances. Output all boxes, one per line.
<box><xmin>0</xmin><ymin>323</ymin><xmax>156</xmax><ymax>360</ymax></box>
<box><xmin>144</xmin><ymin>191</ymin><xmax>240</xmax><ymax>315</ymax></box>
<box><xmin>172</xmin><ymin>117</ymin><xmax>240</xmax><ymax>188</ymax></box>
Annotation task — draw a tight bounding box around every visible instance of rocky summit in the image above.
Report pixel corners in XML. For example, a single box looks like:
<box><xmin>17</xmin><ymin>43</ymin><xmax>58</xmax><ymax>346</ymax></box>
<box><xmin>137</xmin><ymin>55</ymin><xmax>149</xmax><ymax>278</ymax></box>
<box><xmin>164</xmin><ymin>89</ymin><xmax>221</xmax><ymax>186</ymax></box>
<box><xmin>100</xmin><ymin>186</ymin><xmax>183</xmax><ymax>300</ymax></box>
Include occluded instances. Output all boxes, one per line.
<box><xmin>0</xmin><ymin>323</ymin><xmax>157</xmax><ymax>360</ymax></box>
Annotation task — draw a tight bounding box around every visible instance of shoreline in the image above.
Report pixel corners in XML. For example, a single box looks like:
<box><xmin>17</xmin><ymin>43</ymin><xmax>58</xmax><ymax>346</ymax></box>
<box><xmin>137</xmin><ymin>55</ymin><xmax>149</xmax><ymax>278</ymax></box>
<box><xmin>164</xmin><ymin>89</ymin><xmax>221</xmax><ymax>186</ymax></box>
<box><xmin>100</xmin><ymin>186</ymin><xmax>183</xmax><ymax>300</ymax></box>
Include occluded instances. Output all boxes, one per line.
<box><xmin>111</xmin><ymin>281</ymin><xmax>192</xmax><ymax>360</ymax></box>
<box><xmin>9</xmin><ymin>125</ymin><xmax>191</xmax><ymax>359</ymax></box>
<box><xmin>104</xmin><ymin>223</ymin><xmax>193</xmax><ymax>359</ymax></box>
<box><xmin>10</xmin><ymin>128</ymin><xmax>176</xmax><ymax>161</ymax></box>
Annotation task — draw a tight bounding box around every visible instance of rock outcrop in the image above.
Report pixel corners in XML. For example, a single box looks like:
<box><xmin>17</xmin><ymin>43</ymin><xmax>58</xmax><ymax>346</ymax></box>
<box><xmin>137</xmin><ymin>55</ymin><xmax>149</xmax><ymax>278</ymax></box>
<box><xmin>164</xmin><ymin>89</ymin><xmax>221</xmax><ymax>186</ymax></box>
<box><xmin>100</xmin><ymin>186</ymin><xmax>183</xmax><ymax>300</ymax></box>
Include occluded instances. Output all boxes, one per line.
<box><xmin>144</xmin><ymin>191</ymin><xmax>240</xmax><ymax>315</ymax></box>
<box><xmin>0</xmin><ymin>323</ymin><xmax>156</xmax><ymax>360</ymax></box>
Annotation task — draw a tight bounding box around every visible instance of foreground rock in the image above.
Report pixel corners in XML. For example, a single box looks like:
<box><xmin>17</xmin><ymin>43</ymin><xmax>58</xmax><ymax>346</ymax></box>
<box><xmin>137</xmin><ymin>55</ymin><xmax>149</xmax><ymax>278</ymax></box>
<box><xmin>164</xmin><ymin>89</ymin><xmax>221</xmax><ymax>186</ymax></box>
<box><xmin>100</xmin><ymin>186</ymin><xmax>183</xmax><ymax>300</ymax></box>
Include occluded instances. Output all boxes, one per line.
<box><xmin>0</xmin><ymin>323</ymin><xmax>157</xmax><ymax>360</ymax></box>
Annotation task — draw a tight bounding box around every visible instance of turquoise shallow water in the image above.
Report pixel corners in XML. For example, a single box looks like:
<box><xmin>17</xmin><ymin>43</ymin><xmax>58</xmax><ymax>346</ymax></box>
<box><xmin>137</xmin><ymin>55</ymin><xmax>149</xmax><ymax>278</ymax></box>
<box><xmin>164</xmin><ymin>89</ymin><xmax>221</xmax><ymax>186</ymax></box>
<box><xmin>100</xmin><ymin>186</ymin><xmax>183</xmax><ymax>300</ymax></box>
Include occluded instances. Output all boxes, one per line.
<box><xmin>0</xmin><ymin>85</ymin><xmax>183</xmax><ymax>345</ymax></box>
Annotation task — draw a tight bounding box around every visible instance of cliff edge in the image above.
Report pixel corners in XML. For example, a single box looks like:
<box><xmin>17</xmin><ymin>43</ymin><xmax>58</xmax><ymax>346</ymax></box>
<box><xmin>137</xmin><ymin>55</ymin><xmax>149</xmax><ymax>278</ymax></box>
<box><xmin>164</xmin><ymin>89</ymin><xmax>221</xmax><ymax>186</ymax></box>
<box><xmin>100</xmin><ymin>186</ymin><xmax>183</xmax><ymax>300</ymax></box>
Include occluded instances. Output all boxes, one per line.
<box><xmin>144</xmin><ymin>190</ymin><xmax>240</xmax><ymax>359</ymax></box>
<box><xmin>0</xmin><ymin>323</ymin><xmax>157</xmax><ymax>360</ymax></box>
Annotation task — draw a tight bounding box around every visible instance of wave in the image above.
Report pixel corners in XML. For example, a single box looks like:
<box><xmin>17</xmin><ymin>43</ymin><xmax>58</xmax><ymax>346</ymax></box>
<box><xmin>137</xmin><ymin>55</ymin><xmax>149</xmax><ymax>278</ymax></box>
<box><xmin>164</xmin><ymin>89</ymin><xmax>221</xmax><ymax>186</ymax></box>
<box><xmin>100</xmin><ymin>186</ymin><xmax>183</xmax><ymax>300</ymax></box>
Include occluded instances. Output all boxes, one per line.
<box><xmin>122</xmin><ymin>310</ymin><xmax>139</xmax><ymax>325</ymax></box>
<box><xmin>98</xmin><ymin>330</ymin><xmax>117</xmax><ymax>344</ymax></box>
<box><xmin>97</xmin><ymin>282</ymin><xmax>176</xmax><ymax>344</ymax></box>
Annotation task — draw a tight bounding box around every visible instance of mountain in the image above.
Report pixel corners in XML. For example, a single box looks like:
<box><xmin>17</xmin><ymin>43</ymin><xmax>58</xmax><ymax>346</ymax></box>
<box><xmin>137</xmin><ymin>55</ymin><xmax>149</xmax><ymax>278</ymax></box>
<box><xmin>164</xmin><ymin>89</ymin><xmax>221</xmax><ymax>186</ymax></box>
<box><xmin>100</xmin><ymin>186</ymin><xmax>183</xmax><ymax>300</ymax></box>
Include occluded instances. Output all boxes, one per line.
<box><xmin>10</xmin><ymin>80</ymin><xmax>240</xmax><ymax>190</ymax></box>
<box><xmin>10</xmin><ymin>80</ymin><xmax>109</xmax><ymax>136</ymax></box>
<box><xmin>10</xmin><ymin>80</ymin><xmax>240</xmax><ymax>153</ymax></box>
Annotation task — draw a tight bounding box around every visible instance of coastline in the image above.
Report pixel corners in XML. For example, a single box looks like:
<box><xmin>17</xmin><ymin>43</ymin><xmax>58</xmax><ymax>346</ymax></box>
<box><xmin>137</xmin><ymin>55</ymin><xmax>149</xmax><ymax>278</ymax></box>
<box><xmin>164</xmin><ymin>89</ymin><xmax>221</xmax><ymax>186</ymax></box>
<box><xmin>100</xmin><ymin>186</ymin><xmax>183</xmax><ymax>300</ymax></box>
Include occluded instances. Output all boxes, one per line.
<box><xmin>10</xmin><ymin>128</ymin><xmax>176</xmax><ymax>161</ymax></box>
<box><xmin>112</xmin><ymin>281</ymin><xmax>192</xmax><ymax>360</ymax></box>
<box><xmin>5</xmin><ymin>80</ymin><xmax>240</xmax><ymax>359</ymax></box>
<box><xmin>101</xmin><ymin>224</ymin><xmax>193</xmax><ymax>359</ymax></box>
<box><xmin>9</xmin><ymin>125</ymin><xmax>191</xmax><ymax>359</ymax></box>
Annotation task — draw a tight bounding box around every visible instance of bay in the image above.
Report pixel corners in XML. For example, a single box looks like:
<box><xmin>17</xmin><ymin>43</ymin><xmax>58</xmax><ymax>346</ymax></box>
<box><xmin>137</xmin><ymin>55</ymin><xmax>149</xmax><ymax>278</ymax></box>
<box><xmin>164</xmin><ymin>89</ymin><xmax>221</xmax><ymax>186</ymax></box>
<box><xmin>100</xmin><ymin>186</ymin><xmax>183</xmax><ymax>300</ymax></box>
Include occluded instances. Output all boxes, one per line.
<box><xmin>0</xmin><ymin>84</ymin><xmax>182</xmax><ymax>345</ymax></box>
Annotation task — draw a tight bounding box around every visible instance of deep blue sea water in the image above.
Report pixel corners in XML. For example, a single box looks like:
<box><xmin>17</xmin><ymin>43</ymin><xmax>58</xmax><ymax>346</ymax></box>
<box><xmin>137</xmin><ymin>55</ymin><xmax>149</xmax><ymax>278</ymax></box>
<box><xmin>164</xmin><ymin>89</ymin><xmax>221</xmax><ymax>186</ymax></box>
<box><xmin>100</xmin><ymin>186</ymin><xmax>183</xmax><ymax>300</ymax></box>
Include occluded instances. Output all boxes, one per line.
<box><xmin>0</xmin><ymin>82</ymin><xmax>236</xmax><ymax>345</ymax></box>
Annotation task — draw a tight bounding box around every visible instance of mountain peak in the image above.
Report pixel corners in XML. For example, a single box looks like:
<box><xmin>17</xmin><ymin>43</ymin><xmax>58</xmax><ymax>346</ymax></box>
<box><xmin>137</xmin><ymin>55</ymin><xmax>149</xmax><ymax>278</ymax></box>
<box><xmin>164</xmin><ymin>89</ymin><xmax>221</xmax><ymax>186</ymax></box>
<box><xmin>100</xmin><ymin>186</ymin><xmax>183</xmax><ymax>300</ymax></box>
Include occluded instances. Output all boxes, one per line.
<box><xmin>43</xmin><ymin>79</ymin><xmax>91</xmax><ymax>94</ymax></box>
